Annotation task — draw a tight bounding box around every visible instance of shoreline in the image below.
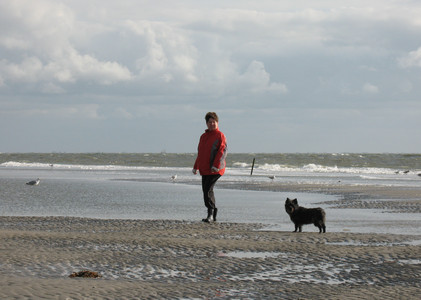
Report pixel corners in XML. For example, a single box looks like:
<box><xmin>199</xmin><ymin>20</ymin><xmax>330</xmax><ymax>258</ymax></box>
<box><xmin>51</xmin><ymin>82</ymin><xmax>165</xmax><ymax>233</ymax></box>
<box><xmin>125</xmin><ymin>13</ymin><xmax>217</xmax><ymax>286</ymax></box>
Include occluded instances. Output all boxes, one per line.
<box><xmin>216</xmin><ymin>180</ymin><xmax>421</xmax><ymax>201</ymax></box>
<box><xmin>123</xmin><ymin>178</ymin><xmax>421</xmax><ymax>212</ymax></box>
<box><xmin>122</xmin><ymin>177</ymin><xmax>421</xmax><ymax>200</ymax></box>
<box><xmin>219</xmin><ymin>181</ymin><xmax>421</xmax><ymax>212</ymax></box>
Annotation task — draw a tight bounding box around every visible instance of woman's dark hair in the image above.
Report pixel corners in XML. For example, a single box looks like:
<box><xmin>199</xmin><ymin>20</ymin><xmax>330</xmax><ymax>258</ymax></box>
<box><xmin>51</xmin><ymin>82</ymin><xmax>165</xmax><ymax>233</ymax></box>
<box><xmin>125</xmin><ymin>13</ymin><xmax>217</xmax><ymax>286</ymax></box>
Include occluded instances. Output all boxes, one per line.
<box><xmin>205</xmin><ymin>112</ymin><xmax>219</xmax><ymax>122</ymax></box>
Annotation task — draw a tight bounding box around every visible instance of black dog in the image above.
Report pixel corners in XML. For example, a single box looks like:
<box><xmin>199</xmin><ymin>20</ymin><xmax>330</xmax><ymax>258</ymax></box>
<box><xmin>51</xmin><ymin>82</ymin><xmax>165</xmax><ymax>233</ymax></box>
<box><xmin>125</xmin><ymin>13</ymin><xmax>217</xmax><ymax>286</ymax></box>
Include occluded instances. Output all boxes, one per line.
<box><xmin>285</xmin><ymin>198</ymin><xmax>326</xmax><ymax>233</ymax></box>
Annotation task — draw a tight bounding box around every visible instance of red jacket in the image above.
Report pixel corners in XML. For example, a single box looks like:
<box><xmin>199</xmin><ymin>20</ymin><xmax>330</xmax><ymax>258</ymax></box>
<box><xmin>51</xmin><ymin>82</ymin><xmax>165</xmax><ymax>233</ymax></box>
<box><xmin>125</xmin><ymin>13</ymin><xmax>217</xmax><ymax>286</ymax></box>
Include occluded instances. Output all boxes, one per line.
<box><xmin>194</xmin><ymin>129</ymin><xmax>227</xmax><ymax>176</ymax></box>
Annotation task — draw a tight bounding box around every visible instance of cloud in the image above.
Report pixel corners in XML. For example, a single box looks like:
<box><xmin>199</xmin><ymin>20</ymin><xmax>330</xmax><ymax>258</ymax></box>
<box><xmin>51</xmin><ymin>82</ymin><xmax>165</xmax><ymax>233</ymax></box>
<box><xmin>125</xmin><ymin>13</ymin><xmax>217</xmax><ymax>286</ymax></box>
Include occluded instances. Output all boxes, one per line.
<box><xmin>0</xmin><ymin>53</ymin><xmax>132</xmax><ymax>86</ymax></box>
<box><xmin>41</xmin><ymin>82</ymin><xmax>66</xmax><ymax>94</ymax></box>
<box><xmin>363</xmin><ymin>83</ymin><xmax>379</xmax><ymax>94</ymax></box>
<box><xmin>1</xmin><ymin>0</ymin><xmax>421</xmax><ymax>152</ymax></box>
<box><xmin>125</xmin><ymin>20</ymin><xmax>198</xmax><ymax>83</ymax></box>
<box><xmin>0</xmin><ymin>57</ymin><xmax>43</xmax><ymax>83</ymax></box>
<box><xmin>0</xmin><ymin>0</ymin><xmax>132</xmax><ymax>92</ymax></box>
<box><xmin>0</xmin><ymin>0</ymin><xmax>414</xmax><ymax>98</ymax></box>
<box><xmin>398</xmin><ymin>47</ymin><xmax>421</xmax><ymax>68</ymax></box>
<box><xmin>238</xmin><ymin>61</ymin><xmax>288</xmax><ymax>94</ymax></box>
<box><xmin>45</xmin><ymin>49</ymin><xmax>132</xmax><ymax>84</ymax></box>
<box><xmin>113</xmin><ymin>107</ymin><xmax>133</xmax><ymax>120</ymax></box>
<box><xmin>123</xmin><ymin>19</ymin><xmax>287</xmax><ymax>96</ymax></box>
<box><xmin>0</xmin><ymin>102</ymin><xmax>101</xmax><ymax>120</ymax></box>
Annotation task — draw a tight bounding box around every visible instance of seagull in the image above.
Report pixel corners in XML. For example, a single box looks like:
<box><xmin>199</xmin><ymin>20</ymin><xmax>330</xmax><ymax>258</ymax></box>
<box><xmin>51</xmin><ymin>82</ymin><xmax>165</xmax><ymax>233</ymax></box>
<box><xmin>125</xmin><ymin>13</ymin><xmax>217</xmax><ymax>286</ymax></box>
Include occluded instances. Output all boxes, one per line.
<box><xmin>26</xmin><ymin>178</ymin><xmax>40</xmax><ymax>186</ymax></box>
<box><xmin>268</xmin><ymin>175</ymin><xmax>276</xmax><ymax>182</ymax></box>
<box><xmin>171</xmin><ymin>175</ymin><xmax>177</xmax><ymax>181</ymax></box>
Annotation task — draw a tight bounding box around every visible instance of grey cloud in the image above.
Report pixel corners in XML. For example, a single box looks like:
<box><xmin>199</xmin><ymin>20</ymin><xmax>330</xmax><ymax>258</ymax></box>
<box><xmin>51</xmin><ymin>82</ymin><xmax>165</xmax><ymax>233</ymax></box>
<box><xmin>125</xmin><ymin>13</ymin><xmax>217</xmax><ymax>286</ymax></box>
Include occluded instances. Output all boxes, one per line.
<box><xmin>398</xmin><ymin>47</ymin><xmax>421</xmax><ymax>68</ymax></box>
<box><xmin>0</xmin><ymin>0</ymin><xmax>132</xmax><ymax>92</ymax></box>
<box><xmin>1</xmin><ymin>0</ymin><xmax>421</xmax><ymax>152</ymax></box>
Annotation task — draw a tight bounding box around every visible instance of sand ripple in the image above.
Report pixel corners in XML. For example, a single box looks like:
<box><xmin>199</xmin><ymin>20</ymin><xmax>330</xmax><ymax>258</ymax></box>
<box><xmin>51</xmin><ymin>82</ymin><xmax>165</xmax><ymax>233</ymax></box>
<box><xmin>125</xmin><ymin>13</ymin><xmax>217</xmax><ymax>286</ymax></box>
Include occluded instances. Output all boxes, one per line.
<box><xmin>1</xmin><ymin>217</ymin><xmax>421</xmax><ymax>299</ymax></box>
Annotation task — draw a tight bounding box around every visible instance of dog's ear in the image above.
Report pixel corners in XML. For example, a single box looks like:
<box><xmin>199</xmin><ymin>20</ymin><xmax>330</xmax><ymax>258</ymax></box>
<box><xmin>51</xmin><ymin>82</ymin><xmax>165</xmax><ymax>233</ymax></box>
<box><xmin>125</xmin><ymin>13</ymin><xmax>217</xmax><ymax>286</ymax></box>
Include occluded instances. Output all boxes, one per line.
<box><xmin>292</xmin><ymin>198</ymin><xmax>298</xmax><ymax>204</ymax></box>
<box><xmin>286</xmin><ymin>197</ymin><xmax>290</xmax><ymax>201</ymax></box>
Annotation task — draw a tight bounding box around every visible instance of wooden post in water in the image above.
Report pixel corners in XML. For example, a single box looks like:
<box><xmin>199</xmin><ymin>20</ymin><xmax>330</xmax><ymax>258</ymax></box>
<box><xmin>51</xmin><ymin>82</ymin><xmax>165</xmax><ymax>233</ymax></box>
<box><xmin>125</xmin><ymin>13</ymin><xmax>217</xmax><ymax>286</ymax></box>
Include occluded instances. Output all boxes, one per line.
<box><xmin>250</xmin><ymin>158</ymin><xmax>255</xmax><ymax>176</ymax></box>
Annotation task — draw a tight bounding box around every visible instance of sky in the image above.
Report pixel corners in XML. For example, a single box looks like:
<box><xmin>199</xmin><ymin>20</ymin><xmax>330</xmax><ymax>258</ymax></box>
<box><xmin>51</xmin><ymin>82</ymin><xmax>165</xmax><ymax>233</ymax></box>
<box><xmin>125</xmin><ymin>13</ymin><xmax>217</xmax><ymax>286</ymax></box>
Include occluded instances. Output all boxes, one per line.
<box><xmin>1</xmin><ymin>0</ymin><xmax>421</xmax><ymax>153</ymax></box>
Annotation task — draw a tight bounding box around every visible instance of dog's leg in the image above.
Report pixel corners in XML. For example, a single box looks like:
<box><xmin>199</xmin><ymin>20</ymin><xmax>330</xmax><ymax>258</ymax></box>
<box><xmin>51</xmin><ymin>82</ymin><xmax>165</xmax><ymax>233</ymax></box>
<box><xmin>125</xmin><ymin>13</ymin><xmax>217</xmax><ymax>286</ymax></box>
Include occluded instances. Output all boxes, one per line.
<box><xmin>315</xmin><ymin>222</ymin><xmax>322</xmax><ymax>233</ymax></box>
<box><xmin>318</xmin><ymin>220</ymin><xmax>326</xmax><ymax>233</ymax></box>
<box><xmin>314</xmin><ymin>222</ymin><xmax>320</xmax><ymax>232</ymax></box>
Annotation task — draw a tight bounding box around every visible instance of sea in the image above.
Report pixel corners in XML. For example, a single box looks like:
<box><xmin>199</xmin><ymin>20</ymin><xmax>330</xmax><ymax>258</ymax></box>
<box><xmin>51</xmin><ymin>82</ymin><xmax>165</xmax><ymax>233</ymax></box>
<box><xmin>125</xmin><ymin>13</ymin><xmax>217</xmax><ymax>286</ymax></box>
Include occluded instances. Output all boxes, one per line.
<box><xmin>1</xmin><ymin>153</ymin><xmax>421</xmax><ymax>235</ymax></box>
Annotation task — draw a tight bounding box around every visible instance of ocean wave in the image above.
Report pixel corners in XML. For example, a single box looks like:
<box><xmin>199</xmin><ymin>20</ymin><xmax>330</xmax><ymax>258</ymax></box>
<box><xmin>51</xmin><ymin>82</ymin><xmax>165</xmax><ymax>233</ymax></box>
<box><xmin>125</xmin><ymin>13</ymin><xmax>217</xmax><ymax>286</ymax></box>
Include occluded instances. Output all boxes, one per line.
<box><xmin>232</xmin><ymin>162</ymin><xmax>252</xmax><ymax>168</ymax></box>
<box><xmin>238</xmin><ymin>162</ymin><xmax>407</xmax><ymax>175</ymax></box>
<box><xmin>0</xmin><ymin>161</ymin><xmax>188</xmax><ymax>172</ymax></box>
<box><xmin>2</xmin><ymin>160</ymin><xmax>418</xmax><ymax>176</ymax></box>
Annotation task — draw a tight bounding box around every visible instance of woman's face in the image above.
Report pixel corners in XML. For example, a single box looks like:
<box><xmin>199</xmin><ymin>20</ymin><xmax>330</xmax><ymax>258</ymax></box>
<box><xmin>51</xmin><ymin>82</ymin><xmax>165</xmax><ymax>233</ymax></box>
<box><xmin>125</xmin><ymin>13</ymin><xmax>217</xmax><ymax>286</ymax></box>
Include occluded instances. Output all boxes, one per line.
<box><xmin>206</xmin><ymin>118</ymin><xmax>218</xmax><ymax>131</ymax></box>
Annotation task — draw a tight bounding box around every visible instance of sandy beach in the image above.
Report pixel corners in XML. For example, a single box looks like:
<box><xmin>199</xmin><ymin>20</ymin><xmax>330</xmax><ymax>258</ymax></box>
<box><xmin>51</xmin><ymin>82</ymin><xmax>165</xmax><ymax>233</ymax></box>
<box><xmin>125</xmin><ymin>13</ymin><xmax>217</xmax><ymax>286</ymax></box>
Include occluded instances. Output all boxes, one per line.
<box><xmin>1</xmin><ymin>183</ymin><xmax>421</xmax><ymax>299</ymax></box>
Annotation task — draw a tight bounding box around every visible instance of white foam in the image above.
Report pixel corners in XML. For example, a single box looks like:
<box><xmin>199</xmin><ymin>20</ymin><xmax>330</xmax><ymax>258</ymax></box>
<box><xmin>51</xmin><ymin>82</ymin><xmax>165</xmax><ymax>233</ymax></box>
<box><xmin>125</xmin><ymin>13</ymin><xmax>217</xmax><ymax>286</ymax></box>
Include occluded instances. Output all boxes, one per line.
<box><xmin>232</xmin><ymin>162</ymin><xmax>251</xmax><ymax>168</ymax></box>
<box><xmin>2</xmin><ymin>160</ymin><xmax>414</xmax><ymax>176</ymax></box>
<box><xmin>256</xmin><ymin>162</ymin><xmax>403</xmax><ymax>176</ymax></box>
<box><xmin>0</xmin><ymin>161</ymin><xmax>190</xmax><ymax>172</ymax></box>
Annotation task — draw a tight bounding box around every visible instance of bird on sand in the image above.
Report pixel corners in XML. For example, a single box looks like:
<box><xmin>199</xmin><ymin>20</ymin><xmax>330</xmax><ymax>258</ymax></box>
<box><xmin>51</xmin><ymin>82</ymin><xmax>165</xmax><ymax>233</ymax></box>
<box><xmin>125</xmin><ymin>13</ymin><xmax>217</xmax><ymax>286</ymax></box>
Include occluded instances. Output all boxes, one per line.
<box><xmin>171</xmin><ymin>175</ymin><xmax>177</xmax><ymax>181</ymax></box>
<box><xmin>26</xmin><ymin>178</ymin><xmax>40</xmax><ymax>186</ymax></box>
<box><xmin>268</xmin><ymin>175</ymin><xmax>276</xmax><ymax>181</ymax></box>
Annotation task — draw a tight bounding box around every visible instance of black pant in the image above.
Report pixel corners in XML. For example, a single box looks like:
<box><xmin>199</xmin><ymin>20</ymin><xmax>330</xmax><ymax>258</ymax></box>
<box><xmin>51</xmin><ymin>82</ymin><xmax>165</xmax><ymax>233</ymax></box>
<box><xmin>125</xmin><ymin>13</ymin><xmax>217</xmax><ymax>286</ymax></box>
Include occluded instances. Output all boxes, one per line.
<box><xmin>201</xmin><ymin>174</ymin><xmax>221</xmax><ymax>210</ymax></box>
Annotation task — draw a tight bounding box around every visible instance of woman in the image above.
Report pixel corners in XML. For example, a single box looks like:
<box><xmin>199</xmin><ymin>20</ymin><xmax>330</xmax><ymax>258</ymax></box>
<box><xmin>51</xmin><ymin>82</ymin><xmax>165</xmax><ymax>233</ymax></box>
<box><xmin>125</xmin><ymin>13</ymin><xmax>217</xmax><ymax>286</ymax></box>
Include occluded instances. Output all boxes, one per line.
<box><xmin>193</xmin><ymin>112</ymin><xmax>228</xmax><ymax>223</ymax></box>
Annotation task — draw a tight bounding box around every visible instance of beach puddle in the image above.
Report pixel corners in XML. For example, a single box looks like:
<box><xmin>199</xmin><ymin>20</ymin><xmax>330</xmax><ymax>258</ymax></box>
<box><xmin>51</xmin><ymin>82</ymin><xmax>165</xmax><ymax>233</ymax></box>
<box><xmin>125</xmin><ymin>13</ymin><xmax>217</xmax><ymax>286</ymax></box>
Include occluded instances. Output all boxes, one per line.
<box><xmin>326</xmin><ymin>238</ymin><xmax>421</xmax><ymax>247</ymax></box>
<box><xmin>225</xmin><ymin>262</ymin><xmax>369</xmax><ymax>285</ymax></box>
<box><xmin>325</xmin><ymin>240</ymin><xmax>404</xmax><ymax>247</ymax></box>
<box><xmin>404</xmin><ymin>239</ymin><xmax>421</xmax><ymax>246</ymax></box>
<box><xmin>218</xmin><ymin>251</ymin><xmax>287</xmax><ymax>259</ymax></box>
<box><xmin>398</xmin><ymin>259</ymin><xmax>421</xmax><ymax>265</ymax></box>
<box><xmin>215</xmin><ymin>251</ymin><xmax>373</xmax><ymax>285</ymax></box>
<box><xmin>106</xmin><ymin>265</ymin><xmax>194</xmax><ymax>281</ymax></box>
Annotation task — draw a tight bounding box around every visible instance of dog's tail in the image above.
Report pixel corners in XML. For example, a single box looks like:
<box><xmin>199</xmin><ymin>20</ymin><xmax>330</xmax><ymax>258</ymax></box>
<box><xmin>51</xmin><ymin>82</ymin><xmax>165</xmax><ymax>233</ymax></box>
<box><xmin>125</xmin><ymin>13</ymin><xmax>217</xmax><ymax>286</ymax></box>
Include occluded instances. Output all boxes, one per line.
<box><xmin>319</xmin><ymin>208</ymin><xmax>326</xmax><ymax>233</ymax></box>
<box><xmin>320</xmin><ymin>208</ymin><xmax>326</xmax><ymax>223</ymax></box>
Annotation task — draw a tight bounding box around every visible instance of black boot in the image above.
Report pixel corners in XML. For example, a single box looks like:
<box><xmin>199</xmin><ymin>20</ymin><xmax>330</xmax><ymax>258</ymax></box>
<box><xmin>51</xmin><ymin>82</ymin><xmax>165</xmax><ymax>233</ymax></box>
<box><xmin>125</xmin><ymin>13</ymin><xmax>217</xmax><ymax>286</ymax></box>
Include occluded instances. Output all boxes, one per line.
<box><xmin>202</xmin><ymin>208</ymin><xmax>213</xmax><ymax>223</ymax></box>
<box><xmin>213</xmin><ymin>208</ymin><xmax>218</xmax><ymax>222</ymax></box>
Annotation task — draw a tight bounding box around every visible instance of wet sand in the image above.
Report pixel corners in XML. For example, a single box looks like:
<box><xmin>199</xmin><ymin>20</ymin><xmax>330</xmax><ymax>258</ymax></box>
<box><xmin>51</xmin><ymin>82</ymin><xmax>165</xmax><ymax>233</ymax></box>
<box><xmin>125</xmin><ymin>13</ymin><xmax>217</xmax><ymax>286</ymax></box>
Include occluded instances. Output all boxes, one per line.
<box><xmin>1</xmin><ymin>183</ymin><xmax>421</xmax><ymax>299</ymax></box>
